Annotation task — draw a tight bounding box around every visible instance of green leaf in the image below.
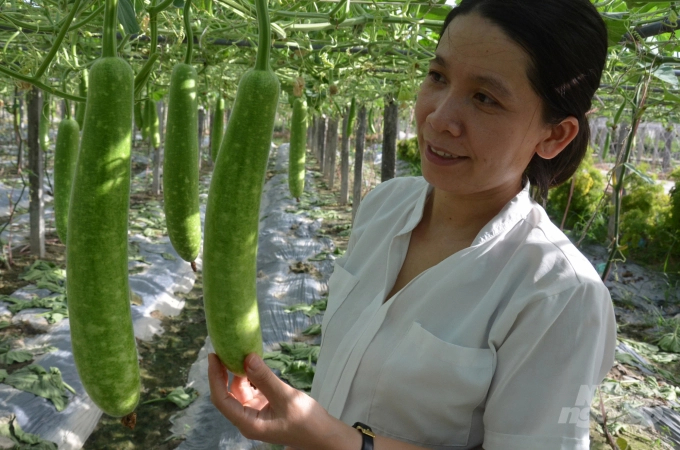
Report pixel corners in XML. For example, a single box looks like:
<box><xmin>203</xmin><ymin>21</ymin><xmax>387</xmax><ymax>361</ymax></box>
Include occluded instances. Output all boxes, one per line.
<box><xmin>652</xmin><ymin>64</ymin><xmax>680</xmax><ymax>88</ymax></box>
<box><xmin>623</xmin><ymin>162</ymin><xmax>655</xmax><ymax>184</ymax></box>
<box><xmin>118</xmin><ymin>0</ymin><xmax>140</xmax><ymax>35</ymax></box>
<box><xmin>0</xmin><ymin>348</ymin><xmax>34</xmax><ymax>365</ymax></box>
<box><xmin>616</xmin><ymin>436</ymin><xmax>630</xmax><ymax>450</ymax></box>
<box><xmin>284</xmin><ymin>299</ymin><xmax>327</xmax><ymax>318</ymax></box>
<box><xmin>3</xmin><ymin>365</ymin><xmax>71</xmax><ymax>412</ymax></box>
<box><xmin>602</xmin><ymin>16</ymin><xmax>629</xmax><ymax>47</ymax></box>
<box><xmin>302</xmin><ymin>323</ymin><xmax>322</xmax><ymax>336</ymax></box>
<box><xmin>142</xmin><ymin>387</ymin><xmax>198</xmax><ymax>408</ymax></box>
<box><xmin>173</xmin><ymin>0</ymin><xmax>185</xmax><ymax>7</ymax></box>
<box><xmin>280</xmin><ymin>360</ymin><xmax>315</xmax><ymax>391</ymax></box>
<box><xmin>0</xmin><ymin>416</ymin><xmax>57</xmax><ymax>450</ymax></box>
<box><xmin>0</xmin><ymin>369</ymin><xmax>7</xmax><ymax>382</ymax></box>
<box><xmin>657</xmin><ymin>326</ymin><xmax>680</xmax><ymax>353</ymax></box>
<box><xmin>280</xmin><ymin>342</ymin><xmax>320</xmax><ymax>362</ymax></box>
<box><xmin>161</xmin><ymin>253</ymin><xmax>177</xmax><ymax>261</ymax></box>
<box><xmin>263</xmin><ymin>351</ymin><xmax>293</xmax><ymax>372</ymax></box>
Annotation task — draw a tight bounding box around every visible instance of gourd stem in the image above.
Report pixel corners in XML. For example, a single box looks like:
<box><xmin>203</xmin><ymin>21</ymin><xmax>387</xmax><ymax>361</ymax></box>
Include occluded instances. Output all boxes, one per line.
<box><xmin>254</xmin><ymin>0</ymin><xmax>270</xmax><ymax>72</ymax></box>
<box><xmin>184</xmin><ymin>0</ymin><xmax>193</xmax><ymax>65</ymax></box>
<box><xmin>34</xmin><ymin>0</ymin><xmax>82</xmax><ymax>78</ymax></box>
<box><xmin>103</xmin><ymin>0</ymin><xmax>118</xmax><ymax>58</ymax></box>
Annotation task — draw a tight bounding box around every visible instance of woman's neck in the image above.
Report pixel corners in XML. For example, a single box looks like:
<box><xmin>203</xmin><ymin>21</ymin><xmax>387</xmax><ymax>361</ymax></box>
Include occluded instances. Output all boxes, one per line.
<box><xmin>421</xmin><ymin>183</ymin><xmax>523</xmax><ymax>244</ymax></box>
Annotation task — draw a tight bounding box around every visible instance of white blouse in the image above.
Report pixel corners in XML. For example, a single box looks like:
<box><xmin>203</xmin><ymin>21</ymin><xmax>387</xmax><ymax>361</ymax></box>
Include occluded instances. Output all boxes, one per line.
<box><xmin>310</xmin><ymin>176</ymin><xmax>617</xmax><ymax>449</ymax></box>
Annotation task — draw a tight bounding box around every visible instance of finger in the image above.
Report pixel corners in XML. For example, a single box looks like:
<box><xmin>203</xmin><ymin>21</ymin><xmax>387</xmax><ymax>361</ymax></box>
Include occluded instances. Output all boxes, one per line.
<box><xmin>243</xmin><ymin>391</ymin><xmax>270</xmax><ymax>411</ymax></box>
<box><xmin>244</xmin><ymin>353</ymin><xmax>292</xmax><ymax>406</ymax></box>
<box><xmin>230</xmin><ymin>375</ymin><xmax>255</xmax><ymax>404</ymax></box>
<box><xmin>208</xmin><ymin>353</ymin><xmax>229</xmax><ymax>400</ymax></box>
<box><xmin>208</xmin><ymin>354</ymin><xmax>259</xmax><ymax>427</ymax></box>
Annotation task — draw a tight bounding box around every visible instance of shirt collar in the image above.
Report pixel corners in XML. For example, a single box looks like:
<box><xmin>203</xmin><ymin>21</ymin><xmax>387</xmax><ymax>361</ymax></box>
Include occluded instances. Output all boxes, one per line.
<box><xmin>396</xmin><ymin>178</ymin><xmax>534</xmax><ymax>245</ymax></box>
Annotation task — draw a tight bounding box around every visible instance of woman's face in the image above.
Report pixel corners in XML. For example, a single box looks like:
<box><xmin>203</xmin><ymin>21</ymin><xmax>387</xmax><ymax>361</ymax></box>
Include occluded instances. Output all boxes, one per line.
<box><xmin>415</xmin><ymin>13</ymin><xmax>553</xmax><ymax>199</ymax></box>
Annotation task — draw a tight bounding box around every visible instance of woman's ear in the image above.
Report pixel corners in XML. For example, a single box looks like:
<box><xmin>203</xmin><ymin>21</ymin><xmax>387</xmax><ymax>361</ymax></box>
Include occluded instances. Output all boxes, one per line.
<box><xmin>536</xmin><ymin>116</ymin><xmax>579</xmax><ymax>160</ymax></box>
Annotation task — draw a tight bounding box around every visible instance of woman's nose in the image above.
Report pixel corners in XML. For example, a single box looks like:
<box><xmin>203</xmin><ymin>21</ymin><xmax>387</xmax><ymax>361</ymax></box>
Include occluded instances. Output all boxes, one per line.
<box><xmin>425</xmin><ymin>93</ymin><xmax>463</xmax><ymax>137</ymax></box>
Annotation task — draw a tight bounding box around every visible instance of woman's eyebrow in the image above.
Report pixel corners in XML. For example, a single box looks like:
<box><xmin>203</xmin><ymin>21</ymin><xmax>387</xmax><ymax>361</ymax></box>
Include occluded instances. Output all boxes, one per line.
<box><xmin>471</xmin><ymin>75</ymin><xmax>513</xmax><ymax>99</ymax></box>
<box><xmin>430</xmin><ymin>54</ymin><xmax>514</xmax><ymax>100</ymax></box>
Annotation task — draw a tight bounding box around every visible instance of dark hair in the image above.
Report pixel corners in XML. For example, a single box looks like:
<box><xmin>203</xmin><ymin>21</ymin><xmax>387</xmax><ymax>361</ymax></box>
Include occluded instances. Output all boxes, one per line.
<box><xmin>439</xmin><ymin>0</ymin><xmax>608</xmax><ymax>200</ymax></box>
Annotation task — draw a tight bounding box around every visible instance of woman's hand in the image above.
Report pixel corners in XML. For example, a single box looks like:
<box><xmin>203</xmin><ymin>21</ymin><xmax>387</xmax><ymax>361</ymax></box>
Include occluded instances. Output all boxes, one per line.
<box><xmin>208</xmin><ymin>352</ymin><xmax>360</xmax><ymax>450</ymax></box>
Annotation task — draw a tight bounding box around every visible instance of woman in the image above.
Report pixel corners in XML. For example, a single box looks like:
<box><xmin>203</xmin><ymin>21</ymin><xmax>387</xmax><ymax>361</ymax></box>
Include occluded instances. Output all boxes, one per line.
<box><xmin>208</xmin><ymin>0</ymin><xmax>618</xmax><ymax>448</ymax></box>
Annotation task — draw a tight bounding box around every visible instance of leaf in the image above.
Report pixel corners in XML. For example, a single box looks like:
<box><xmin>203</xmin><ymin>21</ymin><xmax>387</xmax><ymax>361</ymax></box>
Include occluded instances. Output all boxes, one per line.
<box><xmin>173</xmin><ymin>0</ymin><xmax>185</xmax><ymax>7</ymax></box>
<box><xmin>0</xmin><ymin>369</ymin><xmax>7</xmax><ymax>382</ymax></box>
<box><xmin>280</xmin><ymin>342</ymin><xmax>320</xmax><ymax>362</ymax></box>
<box><xmin>657</xmin><ymin>326</ymin><xmax>680</xmax><ymax>353</ymax></box>
<box><xmin>118</xmin><ymin>0</ymin><xmax>140</xmax><ymax>35</ymax></box>
<box><xmin>0</xmin><ymin>348</ymin><xmax>34</xmax><ymax>365</ymax></box>
<box><xmin>616</xmin><ymin>436</ymin><xmax>630</xmax><ymax>450</ymax></box>
<box><xmin>142</xmin><ymin>387</ymin><xmax>198</xmax><ymax>408</ymax></box>
<box><xmin>0</xmin><ymin>416</ymin><xmax>57</xmax><ymax>450</ymax></box>
<box><xmin>302</xmin><ymin>324</ymin><xmax>321</xmax><ymax>336</ymax></box>
<box><xmin>602</xmin><ymin>16</ymin><xmax>629</xmax><ymax>47</ymax></box>
<box><xmin>161</xmin><ymin>253</ymin><xmax>177</xmax><ymax>261</ymax></box>
<box><xmin>264</xmin><ymin>351</ymin><xmax>293</xmax><ymax>372</ymax></box>
<box><xmin>280</xmin><ymin>360</ymin><xmax>315</xmax><ymax>391</ymax></box>
<box><xmin>623</xmin><ymin>162</ymin><xmax>655</xmax><ymax>184</ymax></box>
<box><xmin>652</xmin><ymin>64</ymin><xmax>680</xmax><ymax>88</ymax></box>
<box><xmin>284</xmin><ymin>299</ymin><xmax>327</xmax><ymax>318</ymax></box>
<box><xmin>3</xmin><ymin>365</ymin><xmax>71</xmax><ymax>412</ymax></box>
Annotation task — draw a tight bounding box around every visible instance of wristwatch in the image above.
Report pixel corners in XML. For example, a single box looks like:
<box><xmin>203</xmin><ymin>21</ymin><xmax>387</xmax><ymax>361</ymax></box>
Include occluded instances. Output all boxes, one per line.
<box><xmin>352</xmin><ymin>422</ymin><xmax>375</xmax><ymax>450</ymax></box>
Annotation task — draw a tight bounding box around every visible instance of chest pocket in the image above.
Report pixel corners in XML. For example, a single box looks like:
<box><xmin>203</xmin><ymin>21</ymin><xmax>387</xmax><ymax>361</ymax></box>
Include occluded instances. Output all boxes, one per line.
<box><xmin>368</xmin><ymin>322</ymin><xmax>494</xmax><ymax>447</ymax></box>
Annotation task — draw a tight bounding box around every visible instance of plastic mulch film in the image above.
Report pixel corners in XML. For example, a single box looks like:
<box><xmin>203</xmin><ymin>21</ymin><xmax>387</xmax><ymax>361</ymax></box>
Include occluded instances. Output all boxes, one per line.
<box><xmin>0</xmin><ymin>195</ymin><xmax>198</xmax><ymax>448</ymax></box>
<box><xmin>169</xmin><ymin>143</ymin><xmax>335</xmax><ymax>450</ymax></box>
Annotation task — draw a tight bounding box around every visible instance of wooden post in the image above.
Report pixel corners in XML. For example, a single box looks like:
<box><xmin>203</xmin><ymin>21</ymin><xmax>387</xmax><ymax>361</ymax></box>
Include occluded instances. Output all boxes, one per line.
<box><xmin>27</xmin><ymin>86</ymin><xmax>45</xmax><ymax>257</ymax></box>
<box><xmin>326</xmin><ymin>117</ymin><xmax>339</xmax><ymax>186</ymax></box>
<box><xmin>381</xmin><ymin>97</ymin><xmax>398</xmax><ymax>182</ymax></box>
<box><xmin>352</xmin><ymin>105</ymin><xmax>367</xmax><ymax>223</ymax></box>
<box><xmin>317</xmin><ymin>116</ymin><xmax>327</xmax><ymax>171</ymax></box>
<box><xmin>339</xmin><ymin>112</ymin><xmax>350</xmax><ymax>205</ymax></box>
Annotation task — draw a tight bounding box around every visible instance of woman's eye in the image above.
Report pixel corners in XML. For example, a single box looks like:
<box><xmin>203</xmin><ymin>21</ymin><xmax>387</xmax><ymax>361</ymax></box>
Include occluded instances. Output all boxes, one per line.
<box><xmin>474</xmin><ymin>92</ymin><xmax>497</xmax><ymax>106</ymax></box>
<box><xmin>427</xmin><ymin>71</ymin><xmax>443</xmax><ymax>83</ymax></box>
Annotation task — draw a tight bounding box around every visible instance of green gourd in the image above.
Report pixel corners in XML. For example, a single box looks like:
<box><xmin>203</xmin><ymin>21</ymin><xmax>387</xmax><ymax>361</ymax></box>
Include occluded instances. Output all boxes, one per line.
<box><xmin>210</xmin><ymin>96</ymin><xmax>225</xmax><ymax>163</ymax></box>
<box><xmin>203</xmin><ymin>0</ymin><xmax>279</xmax><ymax>377</ymax></box>
<box><xmin>75</xmin><ymin>70</ymin><xmax>88</xmax><ymax>129</ymax></box>
<box><xmin>346</xmin><ymin>96</ymin><xmax>356</xmax><ymax>137</ymax></box>
<box><xmin>163</xmin><ymin>63</ymin><xmax>201</xmax><ymax>262</ymax></box>
<box><xmin>134</xmin><ymin>101</ymin><xmax>145</xmax><ymax>140</ymax></box>
<box><xmin>146</xmin><ymin>98</ymin><xmax>160</xmax><ymax>148</ymax></box>
<box><xmin>66</xmin><ymin>56</ymin><xmax>140</xmax><ymax>418</ymax></box>
<box><xmin>288</xmin><ymin>97</ymin><xmax>307</xmax><ymax>200</ymax></box>
<box><xmin>39</xmin><ymin>93</ymin><xmax>50</xmax><ymax>151</ymax></box>
<box><xmin>53</xmin><ymin>118</ymin><xmax>79</xmax><ymax>243</ymax></box>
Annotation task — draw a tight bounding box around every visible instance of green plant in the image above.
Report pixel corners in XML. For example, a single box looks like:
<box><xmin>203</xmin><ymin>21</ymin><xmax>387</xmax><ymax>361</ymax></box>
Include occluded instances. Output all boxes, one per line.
<box><xmin>547</xmin><ymin>148</ymin><xmax>605</xmax><ymax>233</ymax></box>
<box><xmin>619</xmin><ymin>165</ymin><xmax>669</xmax><ymax>260</ymax></box>
<box><xmin>397</xmin><ymin>136</ymin><xmax>421</xmax><ymax>176</ymax></box>
<box><xmin>53</xmin><ymin>117</ymin><xmax>79</xmax><ymax>244</ymax></box>
<box><xmin>288</xmin><ymin>96</ymin><xmax>307</xmax><ymax>200</ymax></box>
<box><xmin>66</xmin><ymin>52</ymin><xmax>141</xmax><ymax>417</ymax></box>
<box><xmin>163</xmin><ymin>61</ymin><xmax>201</xmax><ymax>263</ymax></box>
<box><xmin>203</xmin><ymin>0</ymin><xmax>280</xmax><ymax>377</ymax></box>
<box><xmin>211</xmin><ymin>96</ymin><xmax>225</xmax><ymax>163</ymax></box>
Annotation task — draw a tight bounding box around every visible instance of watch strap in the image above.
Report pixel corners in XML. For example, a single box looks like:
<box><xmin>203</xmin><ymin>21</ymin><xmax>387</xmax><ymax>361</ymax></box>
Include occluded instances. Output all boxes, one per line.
<box><xmin>352</xmin><ymin>422</ymin><xmax>375</xmax><ymax>450</ymax></box>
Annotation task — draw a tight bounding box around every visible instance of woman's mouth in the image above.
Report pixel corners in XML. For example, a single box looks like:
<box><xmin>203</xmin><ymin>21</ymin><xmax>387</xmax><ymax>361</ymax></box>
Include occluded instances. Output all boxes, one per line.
<box><xmin>425</xmin><ymin>145</ymin><xmax>468</xmax><ymax>166</ymax></box>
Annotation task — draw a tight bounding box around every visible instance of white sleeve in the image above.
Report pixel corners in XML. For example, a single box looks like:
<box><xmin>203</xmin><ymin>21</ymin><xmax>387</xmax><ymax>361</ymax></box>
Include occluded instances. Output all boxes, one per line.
<box><xmin>483</xmin><ymin>281</ymin><xmax>618</xmax><ymax>450</ymax></box>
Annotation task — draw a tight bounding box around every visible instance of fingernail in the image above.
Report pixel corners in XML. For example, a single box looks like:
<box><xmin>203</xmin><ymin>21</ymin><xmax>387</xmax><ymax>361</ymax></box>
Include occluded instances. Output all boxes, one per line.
<box><xmin>246</xmin><ymin>354</ymin><xmax>262</xmax><ymax>372</ymax></box>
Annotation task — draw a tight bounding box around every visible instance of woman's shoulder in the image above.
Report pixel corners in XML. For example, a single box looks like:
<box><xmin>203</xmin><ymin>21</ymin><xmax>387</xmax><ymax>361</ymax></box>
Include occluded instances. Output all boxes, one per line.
<box><xmin>356</xmin><ymin>176</ymin><xmax>428</xmax><ymax>222</ymax></box>
<box><xmin>515</xmin><ymin>204</ymin><xmax>605</xmax><ymax>291</ymax></box>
